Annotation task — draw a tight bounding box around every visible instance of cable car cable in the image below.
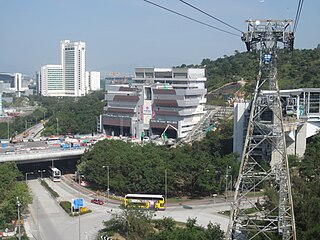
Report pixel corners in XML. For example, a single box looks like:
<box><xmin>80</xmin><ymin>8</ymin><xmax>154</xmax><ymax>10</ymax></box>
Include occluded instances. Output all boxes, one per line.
<box><xmin>142</xmin><ymin>0</ymin><xmax>241</xmax><ymax>37</ymax></box>
<box><xmin>177</xmin><ymin>0</ymin><xmax>243</xmax><ymax>33</ymax></box>
<box><xmin>293</xmin><ymin>0</ymin><xmax>304</xmax><ymax>33</ymax></box>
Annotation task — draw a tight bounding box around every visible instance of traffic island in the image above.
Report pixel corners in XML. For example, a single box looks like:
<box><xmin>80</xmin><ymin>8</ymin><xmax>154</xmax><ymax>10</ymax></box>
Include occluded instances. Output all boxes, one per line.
<box><xmin>59</xmin><ymin>201</ymin><xmax>92</xmax><ymax>216</ymax></box>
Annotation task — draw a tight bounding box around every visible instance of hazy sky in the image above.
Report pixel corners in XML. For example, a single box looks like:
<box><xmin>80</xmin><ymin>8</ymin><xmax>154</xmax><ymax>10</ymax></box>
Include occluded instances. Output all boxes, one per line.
<box><xmin>0</xmin><ymin>0</ymin><xmax>319</xmax><ymax>76</ymax></box>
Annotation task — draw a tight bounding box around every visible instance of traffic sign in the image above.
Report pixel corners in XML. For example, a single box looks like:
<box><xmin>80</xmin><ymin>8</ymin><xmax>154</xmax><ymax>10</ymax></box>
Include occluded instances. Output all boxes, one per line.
<box><xmin>72</xmin><ymin>198</ymin><xmax>84</xmax><ymax>209</ymax></box>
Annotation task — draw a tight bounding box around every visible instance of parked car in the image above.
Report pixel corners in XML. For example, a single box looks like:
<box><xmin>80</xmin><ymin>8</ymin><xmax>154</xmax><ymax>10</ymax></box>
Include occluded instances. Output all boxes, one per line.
<box><xmin>91</xmin><ymin>198</ymin><xmax>104</xmax><ymax>205</ymax></box>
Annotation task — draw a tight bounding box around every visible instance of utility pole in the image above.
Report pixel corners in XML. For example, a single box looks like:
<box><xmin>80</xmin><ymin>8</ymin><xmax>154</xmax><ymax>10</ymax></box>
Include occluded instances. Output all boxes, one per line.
<box><xmin>107</xmin><ymin>165</ymin><xmax>110</xmax><ymax>204</ymax></box>
<box><xmin>7</xmin><ymin>121</ymin><xmax>10</xmax><ymax>140</ymax></box>
<box><xmin>225</xmin><ymin>166</ymin><xmax>228</xmax><ymax>202</ymax></box>
<box><xmin>17</xmin><ymin>197</ymin><xmax>21</xmax><ymax>240</ymax></box>
<box><xmin>56</xmin><ymin>118</ymin><xmax>59</xmax><ymax>136</ymax></box>
<box><xmin>226</xmin><ymin>20</ymin><xmax>296</xmax><ymax>240</ymax></box>
<box><xmin>165</xmin><ymin>169</ymin><xmax>167</xmax><ymax>209</ymax></box>
<box><xmin>103</xmin><ymin>165</ymin><xmax>110</xmax><ymax>203</ymax></box>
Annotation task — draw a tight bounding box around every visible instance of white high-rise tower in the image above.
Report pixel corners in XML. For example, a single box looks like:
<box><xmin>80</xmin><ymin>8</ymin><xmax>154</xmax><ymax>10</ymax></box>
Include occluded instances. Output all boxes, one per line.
<box><xmin>60</xmin><ymin>40</ymin><xmax>86</xmax><ymax>96</ymax></box>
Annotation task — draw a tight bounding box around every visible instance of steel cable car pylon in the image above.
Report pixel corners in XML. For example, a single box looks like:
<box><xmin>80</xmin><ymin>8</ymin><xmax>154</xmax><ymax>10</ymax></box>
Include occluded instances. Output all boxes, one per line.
<box><xmin>226</xmin><ymin>20</ymin><xmax>296</xmax><ymax>240</ymax></box>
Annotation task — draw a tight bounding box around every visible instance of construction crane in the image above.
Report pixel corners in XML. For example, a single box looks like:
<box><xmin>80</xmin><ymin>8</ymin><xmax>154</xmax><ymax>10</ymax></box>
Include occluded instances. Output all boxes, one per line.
<box><xmin>161</xmin><ymin>124</ymin><xmax>178</xmax><ymax>141</ymax></box>
<box><xmin>226</xmin><ymin>20</ymin><xmax>296</xmax><ymax>240</ymax></box>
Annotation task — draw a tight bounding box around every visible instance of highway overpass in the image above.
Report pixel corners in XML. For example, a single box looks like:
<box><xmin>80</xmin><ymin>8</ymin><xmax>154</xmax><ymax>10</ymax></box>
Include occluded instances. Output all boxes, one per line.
<box><xmin>0</xmin><ymin>148</ymin><xmax>86</xmax><ymax>164</ymax></box>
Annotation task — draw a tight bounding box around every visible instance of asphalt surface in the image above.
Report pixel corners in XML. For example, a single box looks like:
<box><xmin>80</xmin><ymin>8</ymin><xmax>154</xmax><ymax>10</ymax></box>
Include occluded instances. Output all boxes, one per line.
<box><xmin>25</xmin><ymin>175</ymin><xmax>236</xmax><ymax>240</ymax></box>
<box><xmin>27</xmin><ymin>179</ymin><xmax>114</xmax><ymax>240</ymax></box>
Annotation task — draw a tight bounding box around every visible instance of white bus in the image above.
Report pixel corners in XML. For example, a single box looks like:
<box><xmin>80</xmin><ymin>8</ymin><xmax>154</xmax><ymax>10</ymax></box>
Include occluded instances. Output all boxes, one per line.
<box><xmin>48</xmin><ymin>166</ymin><xmax>61</xmax><ymax>182</ymax></box>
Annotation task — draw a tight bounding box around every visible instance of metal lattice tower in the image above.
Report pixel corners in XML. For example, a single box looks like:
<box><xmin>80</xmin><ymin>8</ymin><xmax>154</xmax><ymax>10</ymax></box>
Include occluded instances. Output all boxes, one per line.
<box><xmin>226</xmin><ymin>20</ymin><xmax>296</xmax><ymax>240</ymax></box>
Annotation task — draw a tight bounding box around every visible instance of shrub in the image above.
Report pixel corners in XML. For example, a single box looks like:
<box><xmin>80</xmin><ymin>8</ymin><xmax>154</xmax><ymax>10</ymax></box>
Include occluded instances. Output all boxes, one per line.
<box><xmin>60</xmin><ymin>201</ymin><xmax>71</xmax><ymax>214</ymax></box>
<box><xmin>41</xmin><ymin>180</ymin><xmax>59</xmax><ymax>198</ymax></box>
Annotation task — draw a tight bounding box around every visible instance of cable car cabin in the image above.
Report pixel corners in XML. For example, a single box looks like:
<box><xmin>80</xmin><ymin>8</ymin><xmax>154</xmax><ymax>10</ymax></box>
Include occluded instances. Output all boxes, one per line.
<box><xmin>124</xmin><ymin>194</ymin><xmax>165</xmax><ymax>211</ymax></box>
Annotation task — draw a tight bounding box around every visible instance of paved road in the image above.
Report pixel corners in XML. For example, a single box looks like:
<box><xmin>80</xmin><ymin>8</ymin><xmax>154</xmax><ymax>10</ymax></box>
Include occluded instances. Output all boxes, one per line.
<box><xmin>26</xmin><ymin>177</ymin><xmax>234</xmax><ymax>240</ymax></box>
<box><xmin>27</xmin><ymin>179</ymin><xmax>114</xmax><ymax>240</ymax></box>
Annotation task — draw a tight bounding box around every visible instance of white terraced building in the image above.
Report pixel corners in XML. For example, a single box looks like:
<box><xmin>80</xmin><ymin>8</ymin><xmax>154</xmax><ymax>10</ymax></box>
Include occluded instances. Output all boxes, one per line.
<box><xmin>99</xmin><ymin>67</ymin><xmax>207</xmax><ymax>140</ymax></box>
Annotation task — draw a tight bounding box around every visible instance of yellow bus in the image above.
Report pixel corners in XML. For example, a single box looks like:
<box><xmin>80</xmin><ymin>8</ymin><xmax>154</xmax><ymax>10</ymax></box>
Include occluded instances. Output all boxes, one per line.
<box><xmin>124</xmin><ymin>194</ymin><xmax>166</xmax><ymax>211</ymax></box>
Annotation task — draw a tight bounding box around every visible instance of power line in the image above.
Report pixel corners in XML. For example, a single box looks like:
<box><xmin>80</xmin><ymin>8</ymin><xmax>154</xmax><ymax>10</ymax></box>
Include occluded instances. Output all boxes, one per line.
<box><xmin>178</xmin><ymin>0</ymin><xmax>242</xmax><ymax>33</ymax></box>
<box><xmin>142</xmin><ymin>0</ymin><xmax>241</xmax><ymax>37</ymax></box>
<box><xmin>293</xmin><ymin>0</ymin><xmax>304</xmax><ymax>33</ymax></box>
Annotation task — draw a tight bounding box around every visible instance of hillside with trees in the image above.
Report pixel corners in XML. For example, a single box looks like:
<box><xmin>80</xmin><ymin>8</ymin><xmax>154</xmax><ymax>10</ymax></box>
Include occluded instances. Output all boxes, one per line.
<box><xmin>179</xmin><ymin>48</ymin><xmax>320</xmax><ymax>94</ymax></box>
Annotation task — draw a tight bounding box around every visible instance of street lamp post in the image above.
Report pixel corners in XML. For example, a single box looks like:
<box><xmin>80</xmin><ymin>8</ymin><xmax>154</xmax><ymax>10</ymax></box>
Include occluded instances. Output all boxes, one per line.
<box><xmin>78</xmin><ymin>173</ymin><xmax>81</xmax><ymax>240</ymax></box>
<box><xmin>7</xmin><ymin>121</ymin><xmax>10</xmax><ymax>141</ymax></box>
<box><xmin>16</xmin><ymin>197</ymin><xmax>21</xmax><ymax>240</ymax></box>
<box><xmin>230</xmin><ymin>167</ymin><xmax>233</xmax><ymax>195</ymax></box>
<box><xmin>56</xmin><ymin>118</ymin><xmax>59</xmax><ymax>136</ymax></box>
<box><xmin>165</xmin><ymin>169</ymin><xmax>167</xmax><ymax>209</ymax></box>
<box><xmin>103</xmin><ymin>165</ymin><xmax>110</xmax><ymax>203</ymax></box>
<box><xmin>225</xmin><ymin>166</ymin><xmax>231</xmax><ymax>201</ymax></box>
<box><xmin>25</xmin><ymin>172</ymin><xmax>34</xmax><ymax>182</ymax></box>
<box><xmin>38</xmin><ymin>170</ymin><xmax>46</xmax><ymax>179</ymax></box>
<box><xmin>107</xmin><ymin>166</ymin><xmax>109</xmax><ymax>203</ymax></box>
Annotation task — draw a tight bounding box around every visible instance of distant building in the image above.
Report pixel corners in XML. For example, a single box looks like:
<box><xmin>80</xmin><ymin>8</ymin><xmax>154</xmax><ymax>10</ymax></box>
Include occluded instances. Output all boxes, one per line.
<box><xmin>39</xmin><ymin>40</ymin><xmax>99</xmax><ymax>97</ymax></box>
<box><xmin>104</xmin><ymin>76</ymin><xmax>132</xmax><ymax>87</ymax></box>
<box><xmin>0</xmin><ymin>73</ymin><xmax>22</xmax><ymax>93</ymax></box>
<box><xmin>61</xmin><ymin>40</ymin><xmax>87</xmax><ymax>96</ymax></box>
<box><xmin>98</xmin><ymin>67</ymin><xmax>207</xmax><ymax>140</ymax></box>
<box><xmin>234</xmin><ymin>88</ymin><xmax>320</xmax><ymax>158</ymax></box>
<box><xmin>86</xmin><ymin>71</ymin><xmax>101</xmax><ymax>91</ymax></box>
<box><xmin>40</xmin><ymin>65</ymin><xmax>63</xmax><ymax>96</ymax></box>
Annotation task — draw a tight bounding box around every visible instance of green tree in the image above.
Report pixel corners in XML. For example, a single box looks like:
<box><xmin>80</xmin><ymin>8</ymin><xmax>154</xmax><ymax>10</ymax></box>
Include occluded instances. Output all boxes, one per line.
<box><xmin>0</xmin><ymin>162</ymin><xmax>32</xmax><ymax>229</ymax></box>
<box><xmin>292</xmin><ymin>133</ymin><xmax>320</xmax><ymax>239</ymax></box>
<box><xmin>103</xmin><ymin>207</ymin><xmax>154</xmax><ymax>240</ymax></box>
